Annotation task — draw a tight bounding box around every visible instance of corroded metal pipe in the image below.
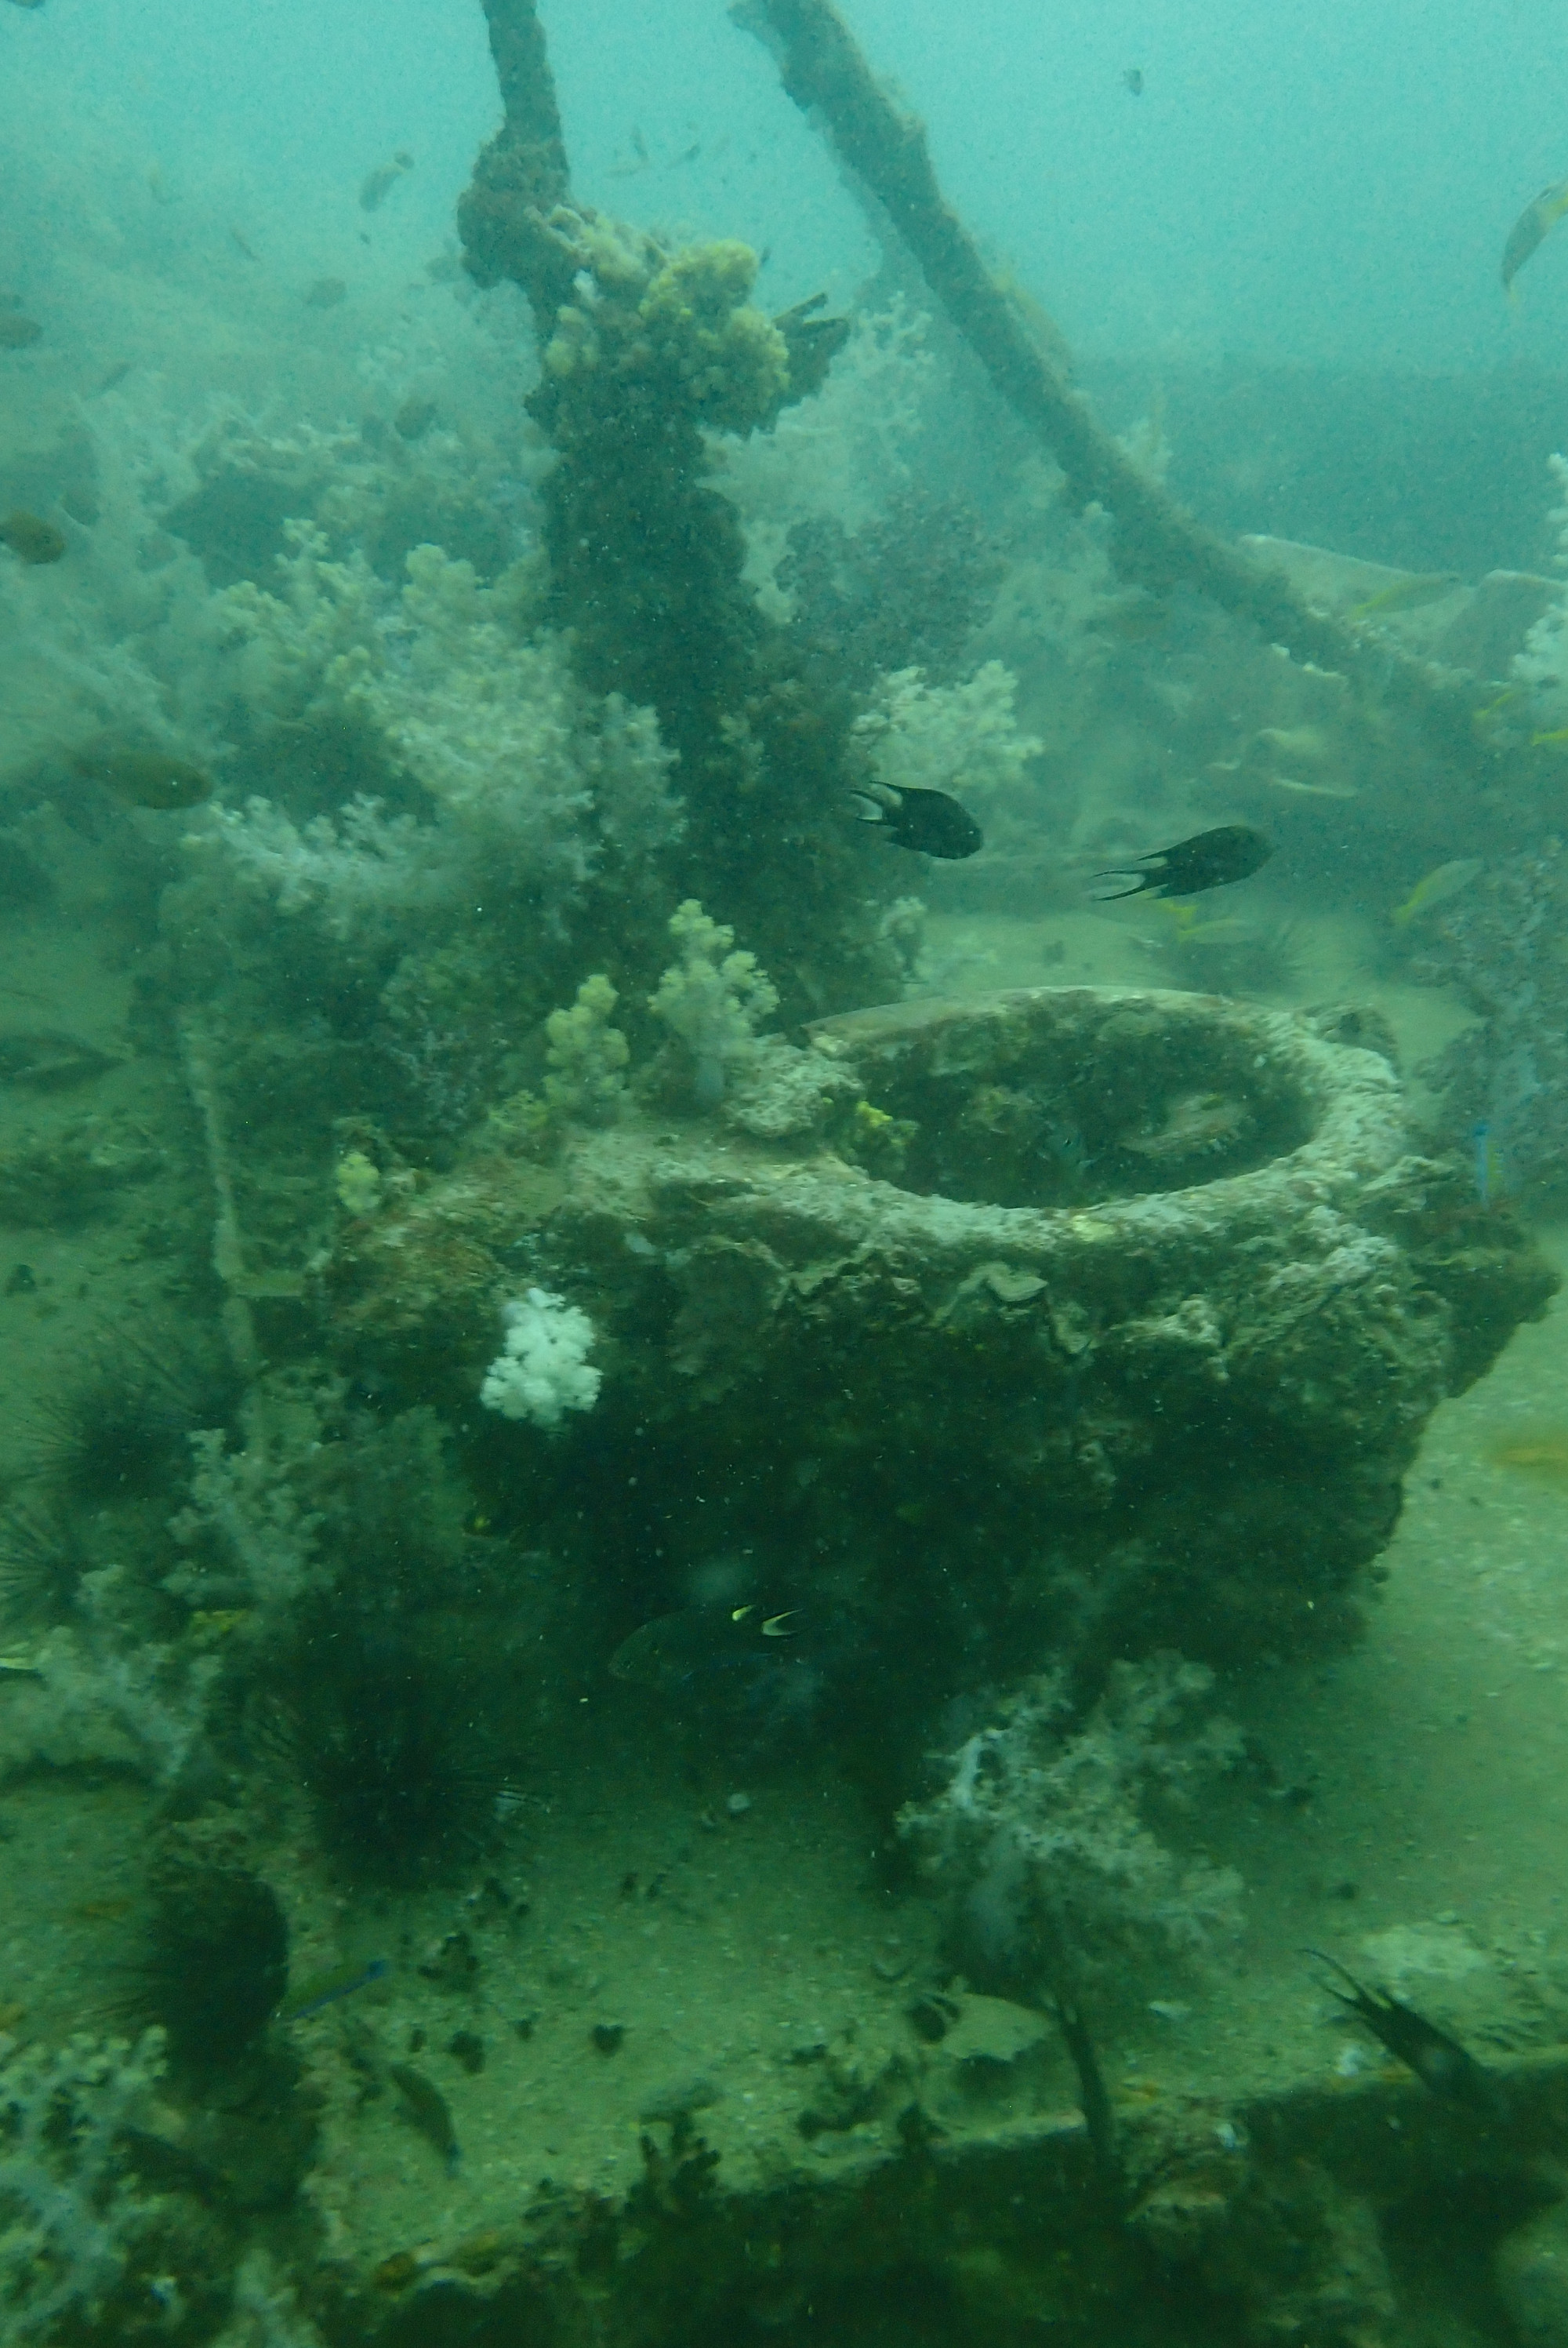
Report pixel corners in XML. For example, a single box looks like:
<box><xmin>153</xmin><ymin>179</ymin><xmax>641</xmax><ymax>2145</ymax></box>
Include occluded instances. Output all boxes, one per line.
<box><xmin>458</xmin><ymin>0</ymin><xmax>576</xmax><ymax>313</ymax></box>
<box><xmin>732</xmin><ymin>0</ymin><xmax>1486</xmax><ymax>761</ymax></box>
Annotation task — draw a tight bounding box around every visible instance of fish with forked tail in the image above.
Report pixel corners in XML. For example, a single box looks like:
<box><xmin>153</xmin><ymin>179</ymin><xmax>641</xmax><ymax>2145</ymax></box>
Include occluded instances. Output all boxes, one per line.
<box><xmin>848</xmin><ymin>780</ymin><xmax>982</xmax><ymax>860</ymax></box>
<box><xmin>1091</xmin><ymin>823</ymin><xmax>1272</xmax><ymax>901</ymax></box>
<box><xmin>1305</xmin><ymin>1950</ymin><xmax>1507</xmax><ymax>2117</ymax></box>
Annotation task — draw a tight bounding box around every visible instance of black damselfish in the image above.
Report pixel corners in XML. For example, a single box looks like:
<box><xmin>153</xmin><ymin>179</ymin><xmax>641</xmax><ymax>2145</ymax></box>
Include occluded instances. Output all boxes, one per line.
<box><xmin>1305</xmin><ymin>1950</ymin><xmax>1507</xmax><ymax>2117</ymax></box>
<box><xmin>849</xmin><ymin>781</ymin><xmax>983</xmax><ymax>860</ymax></box>
<box><xmin>1093</xmin><ymin>823</ymin><xmax>1272</xmax><ymax>900</ymax></box>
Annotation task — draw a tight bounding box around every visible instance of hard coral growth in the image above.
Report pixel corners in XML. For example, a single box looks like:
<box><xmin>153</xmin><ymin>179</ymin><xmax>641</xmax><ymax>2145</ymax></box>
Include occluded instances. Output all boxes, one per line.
<box><xmin>543</xmin><ymin>231</ymin><xmax>788</xmax><ymax>439</ymax></box>
<box><xmin>538</xmin><ymin>222</ymin><xmax>780</xmax><ymax>420</ymax></box>
<box><xmin>524</xmin><ymin>214</ymin><xmax>785</xmax><ymax>721</ymax></box>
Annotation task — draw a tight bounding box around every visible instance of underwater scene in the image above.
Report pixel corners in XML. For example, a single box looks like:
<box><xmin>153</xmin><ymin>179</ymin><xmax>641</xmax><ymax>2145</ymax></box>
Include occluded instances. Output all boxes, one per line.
<box><xmin>12</xmin><ymin>0</ymin><xmax>1568</xmax><ymax>2341</ymax></box>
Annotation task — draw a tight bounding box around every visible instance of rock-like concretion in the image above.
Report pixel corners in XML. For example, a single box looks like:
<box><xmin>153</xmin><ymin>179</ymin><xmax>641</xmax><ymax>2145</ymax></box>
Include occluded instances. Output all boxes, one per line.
<box><xmin>328</xmin><ymin>988</ymin><xmax>1556</xmax><ymax>1686</ymax></box>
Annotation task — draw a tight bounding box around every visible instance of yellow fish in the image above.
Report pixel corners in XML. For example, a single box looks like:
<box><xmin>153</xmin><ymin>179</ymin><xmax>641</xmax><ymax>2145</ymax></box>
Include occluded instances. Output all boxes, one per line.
<box><xmin>1532</xmin><ymin>727</ymin><xmax>1568</xmax><ymax>749</ymax></box>
<box><xmin>1156</xmin><ymin>900</ymin><xmax>1203</xmax><ymax>940</ymax></box>
<box><xmin>1392</xmin><ymin>858</ymin><xmax>1483</xmax><ymax>928</ymax></box>
<box><xmin>1346</xmin><ymin>573</ymin><xmax>1460</xmax><ymax>621</ymax></box>
<box><xmin>1487</xmin><ymin>1430</ymin><xmax>1568</xmax><ymax>1482</ymax></box>
<box><xmin>1502</xmin><ymin>177</ymin><xmax>1568</xmax><ymax>293</ymax></box>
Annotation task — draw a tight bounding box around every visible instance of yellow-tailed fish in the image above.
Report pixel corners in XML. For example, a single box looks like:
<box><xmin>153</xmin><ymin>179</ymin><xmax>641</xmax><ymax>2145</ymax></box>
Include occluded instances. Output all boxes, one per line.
<box><xmin>1502</xmin><ymin>178</ymin><xmax>1568</xmax><ymax>294</ymax></box>
<box><xmin>1532</xmin><ymin>726</ymin><xmax>1568</xmax><ymax>748</ymax></box>
<box><xmin>1347</xmin><ymin>573</ymin><xmax>1461</xmax><ymax>621</ymax></box>
<box><xmin>1392</xmin><ymin>858</ymin><xmax>1483</xmax><ymax>929</ymax></box>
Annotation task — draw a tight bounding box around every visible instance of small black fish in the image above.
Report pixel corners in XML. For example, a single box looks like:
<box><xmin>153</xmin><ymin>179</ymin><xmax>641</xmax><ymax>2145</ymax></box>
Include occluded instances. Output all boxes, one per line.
<box><xmin>849</xmin><ymin>781</ymin><xmax>982</xmax><ymax>860</ymax></box>
<box><xmin>1123</xmin><ymin>66</ymin><xmax>1144</xmax><ymax>96</ymax></box>
<box><xmin>1051</xmin><ymin>1994</ymin><xmax>1120</xmax><ymax>2184</ymax></box>
<box><xmin>1305</xmin><ymin>1950</ymin><xmax>1507</xmax><ymax>2117</ymax></box>
<box><xmin>1092</xmin><ymin>823</ymin><xmax>1272</xmax><ymax>901</ymax></box>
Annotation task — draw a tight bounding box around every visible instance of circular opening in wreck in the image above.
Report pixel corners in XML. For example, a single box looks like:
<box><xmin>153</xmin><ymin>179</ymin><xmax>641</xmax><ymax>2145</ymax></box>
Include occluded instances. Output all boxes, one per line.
<box><xmin>830</xmin><ymin>992</ymin><xmax>1319</xmax><ymax>1211</ymax></box>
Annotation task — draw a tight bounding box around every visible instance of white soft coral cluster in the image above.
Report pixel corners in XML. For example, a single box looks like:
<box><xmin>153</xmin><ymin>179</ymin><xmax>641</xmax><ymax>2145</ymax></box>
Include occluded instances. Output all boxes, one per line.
<box><xmin>0</xmin><ymin>390</ymin><xmax>226</xmax><ymax>787</ymax></box>
<box><xmin>851</xmin><ymin>658</ymin><xmax>1040</xmax><ymax>812</ymax></box>
<box><xmin>196</xmin><ymin>793</ymin><xmax>450</xmax><ymax>944</ymax></box>
<box><xmin>1515</xmin><ymin>453</ymin><xmax>1568</xmax><ymax>720</ymax></box>
<box><xmin>900</xmin><ymin>1656</ymin><xmax>1243</xmax><ymax>1989</ymax></box>
<box><xmin>201</xmin><ymin>530</ymin><xmax>680</xmax><ymax>937</ymax></box>
<box><xmin>720</xmin><ymin>296</ymin><xmax>938</xmax><ymax>616</ymax></box>
<box><xmin>214</xmin><ymin>521</ymin><xmax>383</xmax><ymax>730</ymax></box>
<box><xmin>343</xmin><ymin>545</ymin><xmax>586</xmax><ymax>841</ymax></box>
<box><xmin>648</xmin><ymin>898</ymin><xmax>779</xmax><ymax>1108</ymax></box>
<box><xmin>481</xmin><ymin>1288</ymin><xmax>602</xmax><ymax>1430</ymax></box>
<box><xmin>0</xmin><ymin>2027</ymin><xmax>167</xmax><ymax>2340</ymax></box>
